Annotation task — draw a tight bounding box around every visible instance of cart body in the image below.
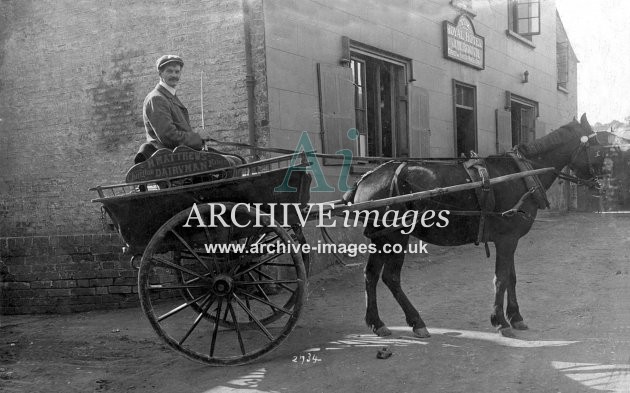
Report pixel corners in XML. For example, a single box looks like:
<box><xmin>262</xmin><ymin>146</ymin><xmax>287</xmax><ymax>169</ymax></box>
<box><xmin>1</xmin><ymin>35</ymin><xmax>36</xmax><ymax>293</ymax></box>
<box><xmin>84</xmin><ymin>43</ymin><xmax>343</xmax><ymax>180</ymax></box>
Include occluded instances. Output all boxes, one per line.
<box><xmin>92</xmin><ymin>150</ymin><xmax>312</xmax><ymax>255</ymax></box>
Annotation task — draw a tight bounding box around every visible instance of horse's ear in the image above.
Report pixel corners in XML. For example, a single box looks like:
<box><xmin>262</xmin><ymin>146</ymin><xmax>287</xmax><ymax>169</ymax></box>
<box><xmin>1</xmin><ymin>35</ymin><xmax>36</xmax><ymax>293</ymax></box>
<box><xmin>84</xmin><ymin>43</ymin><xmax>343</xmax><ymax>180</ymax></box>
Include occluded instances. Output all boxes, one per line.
<box><xmin>580</xmin><ymin>113</ymin><xmax>592</xmax><ymax>132</ymax></box>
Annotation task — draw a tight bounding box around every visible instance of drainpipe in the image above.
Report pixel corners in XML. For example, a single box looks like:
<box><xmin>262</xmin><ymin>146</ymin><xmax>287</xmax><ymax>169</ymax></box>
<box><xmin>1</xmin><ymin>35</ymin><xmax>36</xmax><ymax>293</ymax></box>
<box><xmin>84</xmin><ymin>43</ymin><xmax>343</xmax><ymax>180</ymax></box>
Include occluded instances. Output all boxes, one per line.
<box><xmin>242</xmin><ymin>0</ymin><xmax>259</xmax><ymax>160</ymax></box>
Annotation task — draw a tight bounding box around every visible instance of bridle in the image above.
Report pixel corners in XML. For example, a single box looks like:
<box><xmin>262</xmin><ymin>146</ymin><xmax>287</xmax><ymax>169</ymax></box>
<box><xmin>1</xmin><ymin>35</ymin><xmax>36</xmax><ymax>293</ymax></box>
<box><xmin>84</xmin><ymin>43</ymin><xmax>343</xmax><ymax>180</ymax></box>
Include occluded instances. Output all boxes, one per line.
<box><xmin>558</xmin><ymin>133</ymin><xmax>602</xmax><ymax>189</ymax></box>
<box><xmin>516</xmin><ymin>133</ymin><xmax>601</xmax><ymax>190</ymax></box>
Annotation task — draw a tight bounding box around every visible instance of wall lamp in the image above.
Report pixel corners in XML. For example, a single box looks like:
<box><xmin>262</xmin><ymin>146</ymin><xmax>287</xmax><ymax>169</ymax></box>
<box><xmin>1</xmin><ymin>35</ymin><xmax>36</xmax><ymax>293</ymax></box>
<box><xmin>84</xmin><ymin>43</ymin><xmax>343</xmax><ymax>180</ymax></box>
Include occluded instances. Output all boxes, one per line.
<box><xmin>522</xmin><ymin>70</ymin><xmax>529</xmax><ymax>83</ymax></box>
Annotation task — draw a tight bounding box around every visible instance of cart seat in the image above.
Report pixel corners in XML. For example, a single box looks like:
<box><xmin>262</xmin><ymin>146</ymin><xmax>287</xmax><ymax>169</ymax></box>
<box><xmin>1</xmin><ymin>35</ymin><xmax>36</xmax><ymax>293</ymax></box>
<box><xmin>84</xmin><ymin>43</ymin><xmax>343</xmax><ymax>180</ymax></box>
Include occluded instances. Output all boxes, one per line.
<box><xmin>126</xmin><ymin>145</ymin><xmax>244</xmax><ymax>184</ymax></box>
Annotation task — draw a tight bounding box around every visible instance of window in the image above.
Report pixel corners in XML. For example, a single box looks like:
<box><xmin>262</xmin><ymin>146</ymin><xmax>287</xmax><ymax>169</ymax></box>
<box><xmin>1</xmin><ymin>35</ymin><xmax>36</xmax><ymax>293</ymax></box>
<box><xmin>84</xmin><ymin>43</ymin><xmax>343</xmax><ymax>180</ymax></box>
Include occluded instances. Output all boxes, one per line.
<box><xmin>318</xmin><ymin>38</ymin><xmax>416</xmax><ymax>163</ymax></box>
<box><xmin>508</xmin><ymin>0</ymin><xmax>541</xmax><ymax>39</ymax></box>
<box><xmin>496</xmin><ymin>93</ymin><xmax>542</xmax><ymax>153</ymax></box>
<box><xmin>453</xmin><ymin>81</ymin><xmax>477</xmax><ymax>157</ymax></box>
<box><xmin>349</xmin><ymin>52</ymin><xmax>409</xmax><ymax>158</ymax></box>
<box><xmin>556</xmin><ymin>41</ymin><xmax>569</xmax><ymax>90</ymax></box>
<box><xmin>510</xmin><ymin>95</ymin><xmax>538</xmax><ymax>145</ymax></box>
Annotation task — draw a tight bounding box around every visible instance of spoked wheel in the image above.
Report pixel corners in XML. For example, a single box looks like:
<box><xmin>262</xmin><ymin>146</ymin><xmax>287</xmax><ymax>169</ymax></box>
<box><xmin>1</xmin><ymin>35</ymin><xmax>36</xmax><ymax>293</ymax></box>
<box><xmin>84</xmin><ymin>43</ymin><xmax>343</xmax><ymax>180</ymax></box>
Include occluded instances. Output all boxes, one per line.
<box><xmin>176</xmin><ymin>225</ymin><xmax>309</xmax><ymax>328</ymax></box>
<box><xmin>138</xmin><ymin>203</ymin><xmax>307</xmax><ymax>366</ymax></box>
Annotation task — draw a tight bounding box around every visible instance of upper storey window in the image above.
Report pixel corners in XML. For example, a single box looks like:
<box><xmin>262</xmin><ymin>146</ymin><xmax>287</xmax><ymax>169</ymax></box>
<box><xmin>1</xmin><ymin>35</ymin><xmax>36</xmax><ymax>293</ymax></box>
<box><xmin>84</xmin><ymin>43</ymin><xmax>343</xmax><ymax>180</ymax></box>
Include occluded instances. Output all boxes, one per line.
<box><xmin>508</xmin><ymin>0</ymin><xmax>541</xmax><ymax>40</ymax></box>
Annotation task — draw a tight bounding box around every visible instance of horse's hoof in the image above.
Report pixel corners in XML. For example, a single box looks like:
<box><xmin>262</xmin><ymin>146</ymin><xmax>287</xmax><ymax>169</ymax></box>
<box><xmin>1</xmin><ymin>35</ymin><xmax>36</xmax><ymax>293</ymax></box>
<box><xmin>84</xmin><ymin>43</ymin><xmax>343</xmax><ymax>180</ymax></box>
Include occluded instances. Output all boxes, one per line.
<box><xmin>374</xmin><ymin>326</ymin><xmax>392</xmax><ymax>337</ymax></box>
<box><xmin>511</xmin><ymin>321</ymin><xmax>529</xmax><ymax>330</ymax></box>
<box><xmin>498</xmin><ymin>327</ymin><xmax>515</xmax><ymax>338</ymax></box>
<box><xmin>413</xmin><ymin>327</ymin><xmax>431</xmax><ymax>338</ymax></box>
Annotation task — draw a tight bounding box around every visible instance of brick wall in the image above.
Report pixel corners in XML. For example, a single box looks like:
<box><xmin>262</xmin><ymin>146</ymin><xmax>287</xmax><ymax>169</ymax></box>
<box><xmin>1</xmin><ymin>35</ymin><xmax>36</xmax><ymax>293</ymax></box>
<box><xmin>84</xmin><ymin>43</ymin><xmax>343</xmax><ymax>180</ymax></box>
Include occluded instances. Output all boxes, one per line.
<box><xmin>0</xmin><ymin>0</ymin><xmax>264</xmax><ymax>314</ymax></box>
<box><xmin>0</xmin><ymin>234</ymin><xmax>135</xmax><ymax>314</ymax></box>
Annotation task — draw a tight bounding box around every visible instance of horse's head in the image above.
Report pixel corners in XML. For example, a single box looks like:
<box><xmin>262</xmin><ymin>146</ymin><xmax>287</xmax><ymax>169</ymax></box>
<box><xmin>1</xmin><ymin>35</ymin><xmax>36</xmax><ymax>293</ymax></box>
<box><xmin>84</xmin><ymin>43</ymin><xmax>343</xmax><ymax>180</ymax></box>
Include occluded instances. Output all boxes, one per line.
<box><xmin>566</xmin><ymin>114</ymin><xmax>604</xmax><ymax>187</ymax></box>
<box><xmin>516</xmin><ymin>114</ymin><xmax>604</xmax><ymax>189</ymax></box>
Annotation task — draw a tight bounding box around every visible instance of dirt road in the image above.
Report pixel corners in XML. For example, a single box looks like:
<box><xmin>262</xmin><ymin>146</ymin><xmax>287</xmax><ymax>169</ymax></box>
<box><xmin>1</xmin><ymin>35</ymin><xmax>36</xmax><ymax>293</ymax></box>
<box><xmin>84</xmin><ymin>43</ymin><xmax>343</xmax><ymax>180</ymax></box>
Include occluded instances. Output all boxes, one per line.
<box><xmin>2</xmin><ymin>212</ymin><xmax>630</xmax><ymax>393</ymax></box>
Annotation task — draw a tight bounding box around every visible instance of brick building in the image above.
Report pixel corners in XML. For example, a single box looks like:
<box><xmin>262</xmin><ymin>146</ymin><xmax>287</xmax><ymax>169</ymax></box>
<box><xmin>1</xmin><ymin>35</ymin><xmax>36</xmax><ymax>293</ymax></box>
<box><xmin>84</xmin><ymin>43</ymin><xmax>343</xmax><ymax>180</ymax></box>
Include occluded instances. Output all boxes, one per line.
<box><xmin>0</xmin><ymin>0</ymin><xmax>578</xmax><ymax>313</ymax></box>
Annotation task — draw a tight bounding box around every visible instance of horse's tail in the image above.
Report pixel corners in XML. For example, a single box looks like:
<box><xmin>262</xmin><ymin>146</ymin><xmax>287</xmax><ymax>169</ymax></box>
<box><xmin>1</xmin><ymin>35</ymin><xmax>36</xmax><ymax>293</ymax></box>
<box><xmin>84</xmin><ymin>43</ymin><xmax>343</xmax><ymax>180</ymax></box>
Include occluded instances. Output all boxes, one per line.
<box><xmin>341</xmin><ymin>185</ymin><xmax>358</xmax><ymax>204</ymax></box>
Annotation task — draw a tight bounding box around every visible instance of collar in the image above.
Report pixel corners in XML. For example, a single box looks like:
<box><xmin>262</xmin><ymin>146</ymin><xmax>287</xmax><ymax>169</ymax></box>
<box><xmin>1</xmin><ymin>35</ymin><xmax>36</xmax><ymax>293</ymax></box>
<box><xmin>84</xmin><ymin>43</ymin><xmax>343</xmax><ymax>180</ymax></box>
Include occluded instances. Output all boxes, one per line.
<box><xmin>159</xmin><ymin>80</ymin><xmax>177</xmax><ymax>96</ymax></box>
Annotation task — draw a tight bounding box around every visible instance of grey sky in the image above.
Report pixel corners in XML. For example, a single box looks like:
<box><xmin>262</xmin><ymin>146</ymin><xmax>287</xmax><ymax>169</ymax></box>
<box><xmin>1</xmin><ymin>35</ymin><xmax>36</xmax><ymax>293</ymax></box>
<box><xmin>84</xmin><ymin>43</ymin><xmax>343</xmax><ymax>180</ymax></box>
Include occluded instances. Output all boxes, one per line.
<box><xmin>555</xmin><ymin>0</ymin><xmax>630</xmax><ymax>124</ymax></box>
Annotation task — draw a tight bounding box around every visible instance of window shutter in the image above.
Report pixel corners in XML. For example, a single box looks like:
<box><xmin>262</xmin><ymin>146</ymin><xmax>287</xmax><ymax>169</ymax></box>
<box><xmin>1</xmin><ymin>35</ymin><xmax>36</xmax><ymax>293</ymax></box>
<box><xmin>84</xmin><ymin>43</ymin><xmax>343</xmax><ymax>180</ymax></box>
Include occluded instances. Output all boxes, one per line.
<box><xmin>420</xmin><ymin>127</ymin><xmax>431</xmax><ymax>157</ymax></box>
<box><xmin>556</xmin><ymin>42</ymin><xmax>569</xmax><ymax>88</ymax></box>
<box><xmin>496</xmin><ymin>109</ymin><xmax>512</xmax><ymax>153</ymax></box>
<box><xmin>317</xmin><ymin>63</ymin><xmax>357</xmax><ymax>165</ymax></box>
<box><xmin>396</xmin><ymin>67</ymin><xmax>409</xmax><ymax>157</ymax></box>
<box><xmin>409</xmin><ymin>86</ymin><xmax>430</xmax><ymax>157</ymax></box>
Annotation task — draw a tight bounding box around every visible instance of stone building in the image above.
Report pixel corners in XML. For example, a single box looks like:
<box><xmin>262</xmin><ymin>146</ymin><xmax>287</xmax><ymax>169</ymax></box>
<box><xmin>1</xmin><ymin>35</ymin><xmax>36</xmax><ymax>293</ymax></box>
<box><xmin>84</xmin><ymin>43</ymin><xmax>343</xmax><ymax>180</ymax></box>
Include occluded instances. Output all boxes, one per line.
<box><xmin>0</xmin><ymin>0</ymin><xmax>578</xmax><ymax>313</ymax></box>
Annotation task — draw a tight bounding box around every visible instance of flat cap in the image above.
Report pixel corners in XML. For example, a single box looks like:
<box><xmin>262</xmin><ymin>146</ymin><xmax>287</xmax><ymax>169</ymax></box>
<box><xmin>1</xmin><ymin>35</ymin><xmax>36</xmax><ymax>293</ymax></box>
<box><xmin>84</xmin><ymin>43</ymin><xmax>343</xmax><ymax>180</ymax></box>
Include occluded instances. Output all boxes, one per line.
<box><xmin>156</xmin><ymin>55</ymin><xmax>184</xmax><ymax>72</ymax></box>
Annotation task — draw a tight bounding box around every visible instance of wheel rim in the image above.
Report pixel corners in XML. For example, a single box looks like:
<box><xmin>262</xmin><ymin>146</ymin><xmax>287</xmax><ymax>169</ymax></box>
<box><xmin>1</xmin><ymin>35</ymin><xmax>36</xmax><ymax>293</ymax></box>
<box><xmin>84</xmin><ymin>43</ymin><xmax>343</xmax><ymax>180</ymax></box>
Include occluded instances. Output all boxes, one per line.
<box><xmin>138</xmin><ymin>203</ymin><xmax>307</xmax><ymax>366</ymax></box>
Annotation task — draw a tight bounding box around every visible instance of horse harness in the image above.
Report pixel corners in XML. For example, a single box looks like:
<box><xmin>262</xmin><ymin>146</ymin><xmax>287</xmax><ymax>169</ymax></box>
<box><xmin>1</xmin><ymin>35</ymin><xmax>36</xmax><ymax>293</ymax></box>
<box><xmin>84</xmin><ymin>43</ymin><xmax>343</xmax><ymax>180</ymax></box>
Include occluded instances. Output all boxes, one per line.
<box><xmin>348</xmin><ymin>134</ymin><xmax>600</xmax><ymax>256</ymax></box>
<box><xmin>383</xmin><ymin>151</ymin><xmax>564</xmax><ymax>257</ymax></box>
<box><xmin>400</xmin><ymin>133</ymin><xmax>597</xmax><ymax>212</ymax></box>
<box><xmin>376</xmin><ymin>154</ymin><xmax>542</xmax><ymax>257</ymax></box>
<box><xmin>456</xmin><ymin>152</ymin><xmax>555</xmax><ymax>256</ymax></box>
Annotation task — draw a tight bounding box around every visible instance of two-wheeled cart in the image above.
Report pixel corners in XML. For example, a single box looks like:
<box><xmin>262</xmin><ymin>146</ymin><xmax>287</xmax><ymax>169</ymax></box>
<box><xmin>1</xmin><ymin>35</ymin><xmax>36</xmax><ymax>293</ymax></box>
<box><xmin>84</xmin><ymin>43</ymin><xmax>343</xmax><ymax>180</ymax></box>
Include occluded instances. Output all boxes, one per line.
<box><xmin>90</xmin><ymin>147</ymin><xmax>552</xmax><ymax>366</ymax></box>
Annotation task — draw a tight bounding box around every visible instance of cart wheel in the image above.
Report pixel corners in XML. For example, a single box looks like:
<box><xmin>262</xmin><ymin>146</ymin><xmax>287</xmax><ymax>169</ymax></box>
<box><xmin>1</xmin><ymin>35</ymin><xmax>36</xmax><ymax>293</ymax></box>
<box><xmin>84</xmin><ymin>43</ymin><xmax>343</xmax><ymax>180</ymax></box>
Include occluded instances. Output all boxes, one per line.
<box><xmin>173</xmin><ymin>226</ymin><xmax>310</xmax><ymax>328</ymax></box>
<box><xmin>138</xmin><ymin>203</ymin><xmax>307</xmax><ymax>366</ymax></box>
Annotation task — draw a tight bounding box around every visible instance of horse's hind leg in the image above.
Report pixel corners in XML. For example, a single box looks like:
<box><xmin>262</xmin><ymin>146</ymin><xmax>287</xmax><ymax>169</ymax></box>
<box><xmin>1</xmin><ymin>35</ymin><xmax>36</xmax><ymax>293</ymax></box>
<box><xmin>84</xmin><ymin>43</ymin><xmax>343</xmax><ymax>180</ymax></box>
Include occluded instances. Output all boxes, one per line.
<box><xmin>380</xmin><ymin>240</ymin><xmax>429</xmax><ymax>338</ymax></box>
<box><xmin>491</xmin><ymin>237</ymin><xmax>519</xmax><ymax>331</ymax></box>
<box><xmin>364</xmin><ymin>249</ymin><xmax>388</xmax><ymax>336</ymax></box>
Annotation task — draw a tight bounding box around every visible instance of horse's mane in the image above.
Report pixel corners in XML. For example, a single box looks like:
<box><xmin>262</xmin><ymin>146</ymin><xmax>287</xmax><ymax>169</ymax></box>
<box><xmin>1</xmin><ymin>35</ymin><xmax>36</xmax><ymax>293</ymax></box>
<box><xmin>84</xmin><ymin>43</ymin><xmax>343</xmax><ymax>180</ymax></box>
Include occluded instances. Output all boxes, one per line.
<box><xmin>517</xmin><ymin>120</ymin><xmax>584</xmax><ymax>157</ymax></box>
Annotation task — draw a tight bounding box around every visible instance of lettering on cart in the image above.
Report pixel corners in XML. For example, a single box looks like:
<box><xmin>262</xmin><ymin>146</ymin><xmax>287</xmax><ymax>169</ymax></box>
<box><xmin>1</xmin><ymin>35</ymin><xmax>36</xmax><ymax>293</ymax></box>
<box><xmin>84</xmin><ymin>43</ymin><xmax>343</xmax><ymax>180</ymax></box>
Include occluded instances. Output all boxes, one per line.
<box><xmin>125</xmin><ymin>146</ymin><xmax>232</xmax><ymax>183</ymax></box>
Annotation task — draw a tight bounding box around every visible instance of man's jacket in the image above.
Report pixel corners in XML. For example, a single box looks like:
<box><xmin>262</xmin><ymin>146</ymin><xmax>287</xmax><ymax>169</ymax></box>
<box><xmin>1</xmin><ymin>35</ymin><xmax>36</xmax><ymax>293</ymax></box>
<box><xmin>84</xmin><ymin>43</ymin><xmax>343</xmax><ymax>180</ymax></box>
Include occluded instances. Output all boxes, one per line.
<box><xmin>142</xmin><ymin>84</ymin><xmax>203</xmax><ymax>150</ymax></box>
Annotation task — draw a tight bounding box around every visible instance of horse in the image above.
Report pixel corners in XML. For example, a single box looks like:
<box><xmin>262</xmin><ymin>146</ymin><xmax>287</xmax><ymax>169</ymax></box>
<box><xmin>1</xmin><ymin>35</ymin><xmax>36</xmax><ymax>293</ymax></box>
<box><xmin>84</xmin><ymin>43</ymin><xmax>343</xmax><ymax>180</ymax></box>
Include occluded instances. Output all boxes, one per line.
<box><xmin>344</xmin><ymin>114</ymin><xmax>603</xmax><ymax>337</ymax></box>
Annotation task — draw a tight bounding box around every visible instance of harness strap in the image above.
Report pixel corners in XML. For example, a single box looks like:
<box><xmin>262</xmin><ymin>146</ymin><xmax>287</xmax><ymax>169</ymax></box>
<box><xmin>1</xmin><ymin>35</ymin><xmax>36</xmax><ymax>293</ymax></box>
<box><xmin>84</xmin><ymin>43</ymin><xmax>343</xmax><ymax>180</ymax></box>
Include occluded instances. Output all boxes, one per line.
<box><xmin>390</xmin><ymin>162</ymin><xmax>408</xmax><ymax>197</ymax></box>
<box><xmin>463</xmin><ymin>158</ymin><xmax>495</xmax><ymax>246</ymax></box>
<box><xmin>508</xmin><ymin>149</ymin><xmax>550</xmax><ymax>209</ymax></box>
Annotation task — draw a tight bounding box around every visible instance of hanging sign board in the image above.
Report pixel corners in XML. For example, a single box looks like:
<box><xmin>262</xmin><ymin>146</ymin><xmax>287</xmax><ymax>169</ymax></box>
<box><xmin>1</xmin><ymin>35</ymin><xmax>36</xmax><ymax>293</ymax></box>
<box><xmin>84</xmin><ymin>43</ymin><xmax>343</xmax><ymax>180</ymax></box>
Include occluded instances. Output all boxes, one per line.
<box><xmin>443</xmin><ymin>14</ymin><xmax>485</xmax><ymax>70</ymax></box>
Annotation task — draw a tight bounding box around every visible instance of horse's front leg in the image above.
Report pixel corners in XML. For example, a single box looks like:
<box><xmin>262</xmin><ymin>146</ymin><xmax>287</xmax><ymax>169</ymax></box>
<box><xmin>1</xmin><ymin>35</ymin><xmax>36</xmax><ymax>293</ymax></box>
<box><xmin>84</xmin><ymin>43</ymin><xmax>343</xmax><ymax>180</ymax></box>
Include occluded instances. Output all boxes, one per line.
<box><xmin>506</xmin><ymin>260</ymin><xmax>528</xmax><ymax>330</ymax></box>
<box><xmin>380</xmin><ymin>237</ymin><xmax>429</xmax><ymax>338</ymax></box>
<box><xmin>491</xmin><ymin>237</ymin><xmax>519</xmax><ymax>332</ymax></box>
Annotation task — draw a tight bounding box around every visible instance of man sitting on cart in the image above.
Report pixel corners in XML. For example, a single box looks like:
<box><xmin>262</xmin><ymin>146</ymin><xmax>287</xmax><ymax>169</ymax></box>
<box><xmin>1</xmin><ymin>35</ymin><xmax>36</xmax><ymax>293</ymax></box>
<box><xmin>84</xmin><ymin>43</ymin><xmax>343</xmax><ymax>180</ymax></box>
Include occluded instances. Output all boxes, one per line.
<box><xmin>139</xmin><ymin>55</ymin><xmax>204</xmax><ymax>161</ymax></box>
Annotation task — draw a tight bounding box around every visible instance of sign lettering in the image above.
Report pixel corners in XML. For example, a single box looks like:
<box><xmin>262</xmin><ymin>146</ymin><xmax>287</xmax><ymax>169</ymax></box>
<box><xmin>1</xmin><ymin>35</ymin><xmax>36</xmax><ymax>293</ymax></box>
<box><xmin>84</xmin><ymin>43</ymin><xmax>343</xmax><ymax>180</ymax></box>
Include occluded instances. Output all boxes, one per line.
<box><xmin>443</xmin><ymin>15</ymin><xmax>485</xmax><ymax>69</ymax></box>
<box><xmin>125</xmin><ymin>146</ymin><xmax>233</xmax><ymax>183</ymax></box>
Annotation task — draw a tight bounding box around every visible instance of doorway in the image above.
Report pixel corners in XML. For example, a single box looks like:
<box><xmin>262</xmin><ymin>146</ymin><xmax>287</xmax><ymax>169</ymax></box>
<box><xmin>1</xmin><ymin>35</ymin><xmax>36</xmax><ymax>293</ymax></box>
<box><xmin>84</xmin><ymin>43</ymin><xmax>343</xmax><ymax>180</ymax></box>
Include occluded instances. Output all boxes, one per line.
<box><xmin>453</xmin><ymin>81</ymin><xmax>477</xmax><ymax>157</ymax></box>
<box><xmin>510</xmin><ymin>100</ymin><xmax>536</xmax><ymax>145</ymax></box>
